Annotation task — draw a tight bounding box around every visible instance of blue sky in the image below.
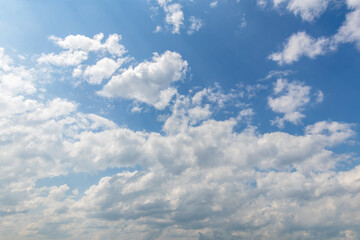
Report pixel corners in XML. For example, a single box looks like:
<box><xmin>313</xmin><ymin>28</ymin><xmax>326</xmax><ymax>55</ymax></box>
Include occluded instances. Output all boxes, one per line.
<box><xmin>1</xmin><ymin>0</ymin><xmax>360</xmax><ymax>239</ymax></box>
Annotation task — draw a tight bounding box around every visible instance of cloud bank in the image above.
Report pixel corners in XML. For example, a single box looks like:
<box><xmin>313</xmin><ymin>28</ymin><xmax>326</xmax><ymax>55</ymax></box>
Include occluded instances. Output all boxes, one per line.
<box><xmin>1</xmin><ymin>28</ymin><xmax>359</xmax><ymax>240</ymax></box>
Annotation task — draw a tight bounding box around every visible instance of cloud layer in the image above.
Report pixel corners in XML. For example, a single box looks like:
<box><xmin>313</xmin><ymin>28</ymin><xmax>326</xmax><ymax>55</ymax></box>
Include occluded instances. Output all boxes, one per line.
<box><xmin>0</xmin><ymin>8</ymin><xmax>359</xmax><ymax>238</ymax></box>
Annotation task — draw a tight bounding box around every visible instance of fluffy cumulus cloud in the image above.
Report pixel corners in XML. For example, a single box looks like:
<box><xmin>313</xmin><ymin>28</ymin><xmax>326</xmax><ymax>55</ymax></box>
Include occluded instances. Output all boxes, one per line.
<box><xmin>155</xmin><ymin>0</ymin><xmax>203</xmax><ymax>35</ymax></box>
<box><xmin>38</xmin><ymin>33</ymin><xmax>126</xmax><ymax>66</ymax></box>
<box><xmin>158</xmin><ymin>0</ymin><xmax>184</xmax><ymax>34</ymax></box>
<box><xmin>268</xmin><ymin>78</ymin><xmax>317</xmax><ymax>127</ymax></box>
<box><xmin>269</xmin><ymin>32</ymin><xmax>331</xmax><ymax>65</ymax></box>
<box><xmin>38</xmin><ymin>50</ymin><xmax>88</xmax><ymax>66</ymax></box>
<box><xmin>286</xmin><ymin>0</ymin><xmax>329</xmax><ymax>22</ymax></box>
<box><xmin>98</xmin><ymin>51</ymin><xmax>188</xmax><ymax>109</ymax></box>
<box><xmin>334</xmin><ymin>1</ymin><xmax>360</xmax><ymax>49</ymax></box>
<box><xmin>17</xmin><ymin>116</ymin><xmax>357</xmax><ymax>239</ymax></box>
<box><xmin>1</xmin><ymin>34</ymin><xmax>360</xmax><ymax>240</ymax></box>
<box><xmin>261</xmin><ymin>0</ymin><xmax>330</xmax><ymax>21</ymax></box>
<box><xmin>270</xmin><ymin>0</ymin><xmax>360</xmax><ymax>64</ymax></box>
<box><xmin>79</xmin><ymin>57</ymin><xmax>124</xmax><ymax>85</ymax></box>
<box><xmin>49</xmin><ymin>33</ymin><xmax>126</xmax><ymax>56</ymax></box>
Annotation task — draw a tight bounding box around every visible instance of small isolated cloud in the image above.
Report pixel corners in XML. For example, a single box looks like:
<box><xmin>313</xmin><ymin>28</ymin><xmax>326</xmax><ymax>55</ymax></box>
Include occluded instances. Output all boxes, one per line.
<box><xmin>269</xmin><ymin>31</ymin><xmax>331</xmax><ymax>65</ymax></box>
<box><xmin>154</xmin><ymin>25</ymin><xmax>162</xmax><ymax>33</ymax></box>
<box><xmin>315</xmin><ymin>90</ymin><xmax>324</xmax><ymax>103</ymax></box>
<box><xmin>156</xmin><ymin>1</ymin><xmax>204</xmax><ymax>35</ymax></box>
<box><xmin>240</xmin><ymin>14</ymin><xmax>247</xmax><ymax>29</ymax></box>
<box><xmin>187</xmin><ymin>16</ymin><xmax>203</xmax><ymax>35</ymax></box>
<box><xmin>158</xmin><ymin>1</ymin><xmax>184</xmax><ymax>34</ymax></box>
<box><xmin>263</xmin><ymin>70</ymin><xmax>293</xmax><ymax>81</ymax></box>
<box><xmin>131</xmin><ymin>106</ymin><xmax>142</xmax><ymax>113</ymax></box>
<box><xmin>98</xmin><ymin>51</ymin><xmax>188</xmax><ymax>109</ymax></box>
<box><xmin>268</xmin><ymin>79</ymin><xmax>312</xmax><ymax>127</ymax></box>
<box><xmin>210</xmin><ymin>0</ymin><xmax>218</xmax><ymax>8</ymax></box>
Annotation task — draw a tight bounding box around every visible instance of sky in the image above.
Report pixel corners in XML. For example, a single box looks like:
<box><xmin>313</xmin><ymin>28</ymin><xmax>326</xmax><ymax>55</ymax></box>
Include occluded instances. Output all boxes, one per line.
<box><xmin>0</xmin><ymin>0</ymin><xmax>360</xmax><ymax>239</ymax></box>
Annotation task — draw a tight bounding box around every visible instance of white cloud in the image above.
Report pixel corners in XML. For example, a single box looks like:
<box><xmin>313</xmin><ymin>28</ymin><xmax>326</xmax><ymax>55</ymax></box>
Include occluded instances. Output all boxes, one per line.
<box><xmin>82</xmin><ymin>57</ymin><xmax>123</xmax><ymax>85</ymax></box>
<box><xmin>0</xmin><ymin>48</ymin><xmax>13</xmax><ymax>71</ymax></box>
<box><xmin>0</xmin><ymin>69</ymin><xmax>36</xmax><ymax>96</ymax></box>
<box><xmin>237</xmin><ymin>108</ymin><xmax>254</xmax><ymax>123</ymax></box>
<box><xmin>315</xmin><ymin>90</ymin><xmax>324</xmax><ymax>103</ymax></box>
<box><xmin>263</xmin><ymin>70</ymin><xmax>293</xmax><ymax>80</ymax></box>
<box><xmin>269</xmin><ymin>31</ymin><xmax>331</xmax><ymax>65</ymax></box>
<box><xmin>49</xmin><ymin>33</ymin><xmax>105</xmax><ymax>52</ymax></box>
<box><xmin>26</xmin><ymin>98</ymin><xmax>77</xmax><ymax>121</ymax></box>
<box><xmin>156</xmin><ymin>1</ymin><xmax>204</xmax><ymax>35</ymax></box>
<box><xmin>257</xmin><ymin>0</ymin><xmax>268</xmax><ymax>8</ymax></box>
<box><xmin>1</xmin><ymin>35</ymin><xmax>360</xmax><ymax>240</ymax></box>
<box><xmin>157</xmin><ymin>0</ymin><xmax>172</xmax><ymax>6</ymax></box>
<box><xmin>0</xmin><ymin>58</ymin><xmax>38</xmax><ymax>118</ymax></box>
<box><xmin>240</xmin><ymin>15</ymin><xmax>247</xmax><ymax>29</ymax></box>
<box><xmin>154</xmin><ymin>87</ymin><xmax>178</xmax><ymax>110</ymax></box>
<box><xmin>162</xmin><ymin>86</ymin><xmax>244</xmax><ymax>135</ymax></box>
<box><xmin>102</xmin><ymin>34</ymin><xmax>127</xmax><ymax>57</ymax></box>
<box><xmin>72</xmin><ymin>65</ymin><xmax>82</xmax><ymax>78</ymax></box>
<box><xmin>305</xmin><ymin>121</ymin><xmax>355</xmax><ymax>145</ymax></box>
<box><xmin>1</xmin><ymin>81</ymin><xmax>358</xmax><ymax>239</ymax></box>
<box><xmin>65</xmin><ymin>118</ymin><xmax>357</xmax><ymax>239</ymax></box>
<box><xmin>38</xmin><ymin>50</ymin><xmax>88</xmax><ymax>66</ymax></box>
<box><xmin>157</xmin><ymin>0</ymin><xmax>184</xmax><ymax>34</ymax></box>
<box><xmin>346</xmin><ymin>0</ymin><xmax>360</xmax><ymax>9</ymax></box>
<box><xmin>263</xmin><ymin>0</ymin><xmax>330</xmax><ymax>21</ymax></box>
<box><xmin>187</xmin><ymin>16</ymin><xmax>203</xmax><ymax>35</ymax></box>
<box><xmin>334</xmin><ymin>7</ymin><xmax>360</xmax><ymax>49</ymax></box>
<box><xmin>131</xmin><ymin>106</ymin><xmax>142</xmax><ymax>113</ymax></box>
<box><xmin>38</xmin><ymin>33</ymin><xmax>126</xmax><ymax>66</ymax></box>
<box><xmin>49</xmin><ymin>33</ymin><xmax>126</xmax><ymax>57</ymax></box>
<box><xmin>164</xmin><ymin>3</ymin><xmax>184</xmax><ymax>34</ymax></box>
<box><xmin>192</xmin><ymin>85</ymin><xmax>239</xmax><ymax>108</ymax></box>
<box><xmin>98</xmin><ymin>51</ymin><xmax>188</xmax><ymax>109</ymax></box>
<box><xmin>269</xmin><ymin>1</ymin><xmax>360</xmax><ymax>65</ymax></box>
<box><xmin>154</xmin><ymin>25</ymin><xmax>162</xmax><ymax>33</ymax></box>
<box><xmin>273</xmin><ymin>0</ymin><xmax>287</xmax><ymax>7</ymax></box>
<box><xmin>188</xmin><ymin>104</ymin><xmax>212</xmax><ymax>123</ymax></box>
<box><xmin>210</xmin><ymin>0</ymin><xmax>218</xmax><ymax>8</ymax></box>
<box><xmin>286</xmin><ymin>0</ymin><xmax>329</xmax><ymax>22</ymax></box>
<box><xmin>268</xmin><ymin>79</ymin><xmax>312</xmax><ymax>127</ymax></box>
